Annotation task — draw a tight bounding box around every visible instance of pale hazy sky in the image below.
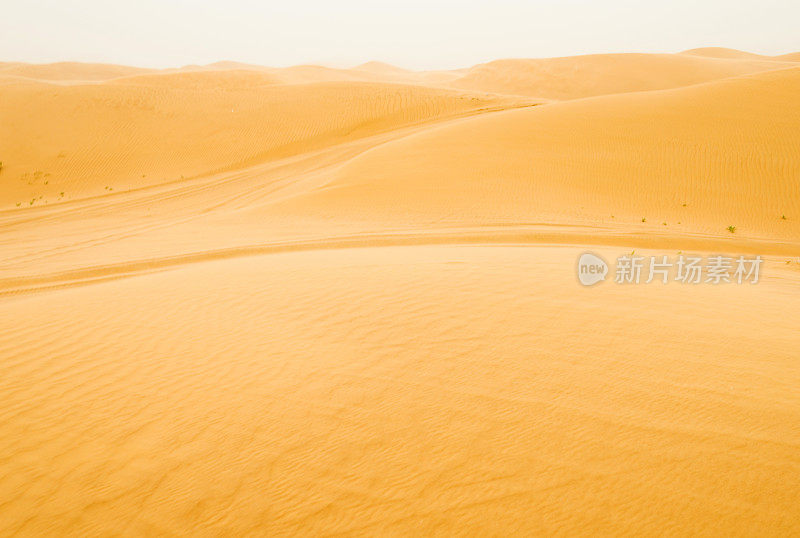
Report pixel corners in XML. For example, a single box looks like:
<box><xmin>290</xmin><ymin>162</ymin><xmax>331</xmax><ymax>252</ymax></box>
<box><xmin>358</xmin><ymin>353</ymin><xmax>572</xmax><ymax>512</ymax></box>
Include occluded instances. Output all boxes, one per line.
<box><xmin>3</xmin><ymin>0</ymin><xmax>798</xmax><ymax>69</ymax></box>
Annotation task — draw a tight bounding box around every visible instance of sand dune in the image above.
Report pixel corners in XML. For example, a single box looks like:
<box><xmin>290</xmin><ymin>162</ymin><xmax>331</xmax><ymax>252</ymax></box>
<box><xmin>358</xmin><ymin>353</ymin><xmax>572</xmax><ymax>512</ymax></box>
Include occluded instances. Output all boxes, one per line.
<box><xmin>354</xmin><ymin>60</ymin><xmax>411</xmax><ymax>74</ymax></box>
<box><xmin>775</xmin><ymin>52</ymin><xmax>800</xmax><ymax>62</ymax></box>
<box><xmin>1</xmin><ymin>52</ymin><xmax>799</xmax><ymax>536</ymax></box>
<box><xmin>267</xmin><ymin>64</ymin><xmax>464</xmax><ymax>86</ymax></box>
<box><xmin>682</xmin><ymin>47</ymin><xmax>800</xmax><ymax>61</ymax></box>
<box><xmin>280</xmin><ymin>67</ymin><xmax>800</xmax><ymax>247</ymax></box>
<box><xmin>680</xmin><ymin>47</ymin><xmax>771</xmax><ymax>59</ymax></box>
<box><xmin>108</xmin><ymin>69</ymin><xmax>284</xmax><ymax>88</ymax></box>
<box><xmin>0</xmin><ymin>75</ymin><xmax>522</xmax><ymax>207</ymax></box>
<box><xmin>453</xmin><ymin>52</ymin><xmax>798</xmax><ymax>99</ymax></box>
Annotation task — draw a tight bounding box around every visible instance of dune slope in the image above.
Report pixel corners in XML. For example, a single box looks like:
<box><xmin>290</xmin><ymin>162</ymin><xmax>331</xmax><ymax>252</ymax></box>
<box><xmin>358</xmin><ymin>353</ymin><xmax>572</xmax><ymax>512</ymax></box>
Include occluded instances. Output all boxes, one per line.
<box><xmin>283</xmin><ymin>67</ymin><xmax>800</xmax><ymax>246</ymax></box>
<box><xmin>1</xmin><ymin>246</ymin><xmax>799</xmax><ymax>536</ymax></box>
<box><xmin>0</xmin><ymin>74</ymin><xmax>523</xmax><ymax>207</ymax></box>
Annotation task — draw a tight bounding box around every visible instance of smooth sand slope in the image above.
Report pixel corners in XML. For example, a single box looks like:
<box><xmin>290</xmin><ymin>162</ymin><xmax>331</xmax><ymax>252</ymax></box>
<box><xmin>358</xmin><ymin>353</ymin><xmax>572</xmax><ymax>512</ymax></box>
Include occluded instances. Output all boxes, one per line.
<box><xmin>1</xmin><ymin>51</ymin><xmax>799</xmax><ymax>536</ymax></box>
<box><xmin>0</xmin><ymin>74</ymin><xmax>521</xmax><ymax>206</ymax></box>
<box><xmin>285</xmin><ymin>67</ymin><xmax>800</xmax><ymax>247</ymax></box>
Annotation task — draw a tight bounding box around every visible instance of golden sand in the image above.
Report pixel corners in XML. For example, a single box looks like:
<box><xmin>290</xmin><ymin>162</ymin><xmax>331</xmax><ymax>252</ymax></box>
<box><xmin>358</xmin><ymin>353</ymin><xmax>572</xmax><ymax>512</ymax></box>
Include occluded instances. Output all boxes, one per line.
<box><xmin>1</xmin><ymin>50</ymin><xmax>799</xmax><ymax>535</ymax></box>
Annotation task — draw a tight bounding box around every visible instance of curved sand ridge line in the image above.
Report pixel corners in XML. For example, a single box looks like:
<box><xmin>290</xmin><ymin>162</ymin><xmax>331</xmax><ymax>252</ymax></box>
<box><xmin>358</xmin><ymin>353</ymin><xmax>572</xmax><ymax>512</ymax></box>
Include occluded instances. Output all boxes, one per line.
<box><xmin>0</xmin><ymin>99</ymin><xmax>542</xmax><ymax>274</ymax></box>
<box><xmin>1</xmin><ymin>226</ymin><xmax>798</xmax><ymax>297</ymax></box>
<box><xmin>0</xmin><ymin>97</ymin><xmax>542</xmax><ymax>288</ymax></box>
<box><xmin>0</xmin><ymin>76</ymin><xmax>527</xmax><ymax>208</ymax></box>
<box><xmin>1</xmin><ymin>66</ymin><xmax>799</xmax><ymax>294</ymax></box>
<box><xmin>284</xmin><ymin>66</ymin><xmax>800</xmax><ymax>244</ymax></box>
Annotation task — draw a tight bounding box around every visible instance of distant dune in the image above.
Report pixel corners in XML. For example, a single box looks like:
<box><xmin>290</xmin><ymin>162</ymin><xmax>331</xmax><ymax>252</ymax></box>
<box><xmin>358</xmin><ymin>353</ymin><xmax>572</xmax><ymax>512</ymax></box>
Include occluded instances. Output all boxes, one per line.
<box><xmin>775</xmin><ymin>52</ymin><xmax>800</xmax><ymax>62</ymax></box>
<box><xmin>452</xmin><ymin>52</ymin><xmax>798</xmax><ymax>99</ymax></box>
<box><xmin>1</xmin><ymin>51</ymin><xmax>799</xmax><ymax>536</ymax></box>
<box><xmin>680</xmin><ymin>47</ymin><xmax>769</xmax><ymax>59</ymax></box>
<box><xmin>354</xmin><ymin>60</ymin><xmax>411</xmax><ymax>74</ymax></box>
<box><xmin>109</xmin><ymin>68</ymin><xmax>284</xmax><ymax>88</ymax></box>
<box><xmin>0</xmin><ymin>61</ymin><xmax>154</xmax><ymax>81</ymax></box>
<box><xmin>680</xmin><ymin>47</ymin><xmax>800</xmax><ymax>61</ymax></box>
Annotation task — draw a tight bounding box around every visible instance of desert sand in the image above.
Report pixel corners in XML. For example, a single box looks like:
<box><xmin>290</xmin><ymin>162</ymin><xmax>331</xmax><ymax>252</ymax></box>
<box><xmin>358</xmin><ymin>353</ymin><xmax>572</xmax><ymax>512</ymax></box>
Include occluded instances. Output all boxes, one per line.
<box><xmin>1</xmin><ymin>50</ymin><xmax>799</xmax><ymax>536</ymax></box>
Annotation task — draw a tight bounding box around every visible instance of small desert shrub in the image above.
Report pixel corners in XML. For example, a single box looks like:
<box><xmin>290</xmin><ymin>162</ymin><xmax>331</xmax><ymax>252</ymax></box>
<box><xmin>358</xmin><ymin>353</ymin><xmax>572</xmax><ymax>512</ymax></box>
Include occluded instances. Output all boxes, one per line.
<box><xmin>727</xmin><ymin>225</ymin><xmax>736</xmax><ymax>233</ymax></box>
